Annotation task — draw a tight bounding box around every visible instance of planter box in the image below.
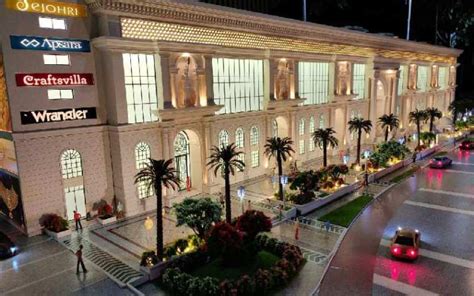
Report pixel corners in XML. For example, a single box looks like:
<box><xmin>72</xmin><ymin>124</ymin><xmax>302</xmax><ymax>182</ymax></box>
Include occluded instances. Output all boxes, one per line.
<box><xmin>97</xmin><ymin>216</ymin><xmax>117</xmax><ymax>225</ymax></box>
<box><xmin>44</xmin><ymin>228</ymin><xmax>71</xmax><ymax>240</ymax></box>
<box><xmin>295</xmin><ymin>182</ymin><xmax>360</xmax><ymax>215</ymax></box>
<box><xmin>140</xmin><ymin>260</ymin><xmax>171</xmax><ymax>281</ymax></box>
<box><xmin>372</xmin><ymin>161</ymin><xmax>404</xmax><ymax>181</ymax></box>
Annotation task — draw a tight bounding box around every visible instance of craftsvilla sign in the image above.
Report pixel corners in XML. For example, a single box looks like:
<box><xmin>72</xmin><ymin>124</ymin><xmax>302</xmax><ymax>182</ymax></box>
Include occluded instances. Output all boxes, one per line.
<box><xmin>16</xmin><ymin>73</ymin><xmax>94</xmax><ymax>87</ymax></box>
<box><xmin>5</xmin><ymin>0</ymin><xmax>87</xmax><ymax>17</ymax></box>
<box><xmin>10</xmin><ymin>35</ymin><xmax>90</xmax><ymax>53</ymax></box>
<box><xmin>21</xmin><ymin>107</ymin><xmax>97</xmax><ymax>124</ymax></box>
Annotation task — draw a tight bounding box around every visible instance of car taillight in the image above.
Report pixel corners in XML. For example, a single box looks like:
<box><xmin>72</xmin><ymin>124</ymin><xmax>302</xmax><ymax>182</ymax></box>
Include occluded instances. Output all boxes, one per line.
<box><xmin>391</xmin><ymin>247</ymin><xmax>401</xmax><ymax>255</ymax></box>
<box><xmin>408</xmin><ymin>249</ymin><xmax>417</xmax><ymax>258</ymax></box>
<box><xmin>438</xmin><ymin>161</ymin><xmax>442</xmax><ymax>165</ymax></box>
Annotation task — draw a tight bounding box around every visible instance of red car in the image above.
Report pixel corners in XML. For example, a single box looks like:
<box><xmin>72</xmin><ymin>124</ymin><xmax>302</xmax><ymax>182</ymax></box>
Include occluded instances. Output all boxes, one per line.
<box><xmin>390</xmin><ymin>227</ymin><xmax>421</xmax><ymax>261</ymax></box>
<box><xmin>459</xmin><ymin>140</ymin><xmax>474</xmax><ymax>150</ymax></box>
<box><xmin>429</xmin><ymin>156</ymin><xmax>452</xmax><ymax>169</ymax></box>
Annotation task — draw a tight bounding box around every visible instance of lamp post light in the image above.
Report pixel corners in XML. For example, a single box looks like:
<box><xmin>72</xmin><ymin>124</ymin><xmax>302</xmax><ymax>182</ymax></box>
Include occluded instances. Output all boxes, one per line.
<box><xmin>237</xmin><ymin>186</ymin><xmax>246</xmax><ymax>214</ymax></box>
<box><xmin>280</xmin><ymin>175</ymin><xmax>288</xmax><ymax>209</ymax></box>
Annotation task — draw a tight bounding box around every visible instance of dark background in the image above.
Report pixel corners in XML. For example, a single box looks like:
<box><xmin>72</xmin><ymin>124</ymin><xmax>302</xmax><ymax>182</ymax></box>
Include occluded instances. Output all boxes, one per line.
<box><xmin>200</xmin><ymin>0</ymin><xmax>474</xmax><ymax>95</ymax></box>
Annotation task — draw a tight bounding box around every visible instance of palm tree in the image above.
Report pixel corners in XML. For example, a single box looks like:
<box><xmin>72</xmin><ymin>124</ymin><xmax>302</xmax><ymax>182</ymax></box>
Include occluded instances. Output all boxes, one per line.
<box><xmin>425</xmin><ymin>107</ymin><xmax>442</xmax><ymax>132</ymax></box>
<box><xmin>134</xmin><ymin>159</ymin><xmax>179</xmax><ymax>261</ymax></box>
<box><xmin>264</xmin><ymin>137</ymin><xmax>295</xmax><ymax>201</ymax></box>
<box><xmin>378</xmin><ymin>114</ymin><xmax>400</xmax><ymax>142</ymax></box>
<box><xmin>207</xmin><ymin>143</ymin><xmax>245</xmax><ymax>223</ymax></box>
<box><xmin>409</xmin><ymin>109</ymin><xmax>428</xmax><ymax>148</ymax></box>
<box><xmin>312</xmin><ymin>128</ymin><xmax>339</xmax><ymax>167</ymax></box>
<box><xmin>348</xmin><ymin>117</ymin><xmax>372</xmax><ymax>165</ymax></box>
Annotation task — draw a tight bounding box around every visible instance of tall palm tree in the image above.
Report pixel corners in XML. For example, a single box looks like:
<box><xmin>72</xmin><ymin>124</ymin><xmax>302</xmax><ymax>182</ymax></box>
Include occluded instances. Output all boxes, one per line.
<box><xmin>425</xmin><ymin>107</ymin><xmax>442</xmax><ymax>132</ymax></box>
<box><xmin>409</xmin><ymin>109</ymin><xmax>428</xmax><ymax>148</ymax></box>
<box><xmin>134</xmin><ymin>159</ymin><xmax>179</xmax><ymax>261</ymax></box>
<box><xmin>207</xmin><ymin>143</ymin><xmax>245</xmax><ymax>223</ymax></box>
<box><xmin>348</xmin><ymin>117</ymin><xmax>372</xmax><ymax>165</ymax></box>
<box><xmin>264</xmin><ymin>137</ymin><xmax>295</xmax><ymax>201</ymax></box>
<box><xmin>312</xmin><ymin>128</ymin><xmax>339</xmax><ymax>167</ymax></box>
<box><xmin>378</xmin><ymin>114</ymin><xmax>400</xmax><ymax>142</ymax></box>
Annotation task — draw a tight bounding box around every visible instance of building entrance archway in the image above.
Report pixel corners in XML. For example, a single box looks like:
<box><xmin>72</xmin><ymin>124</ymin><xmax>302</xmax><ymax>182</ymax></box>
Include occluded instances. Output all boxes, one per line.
<box><xmin>174</xmin><ymin>130</ymin><xmax>202</xmax><ymax>191</ymax></box>
<box><xmin>272</xmin><ymin>116</ymin><xmax>289</xmax><ymax>138</ymax></box>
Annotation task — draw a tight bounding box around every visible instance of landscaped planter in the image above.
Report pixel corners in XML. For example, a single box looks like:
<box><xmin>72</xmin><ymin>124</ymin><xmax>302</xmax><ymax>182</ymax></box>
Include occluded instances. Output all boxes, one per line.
<box><xmin>140</xmin><ymin>261</ymin><xmax>169</xmax><ymax>281</ymax></box>
<box><xmin>44</xmin><ymin>228</ymin><xmax>71</xmax><ymax>240</ymax></box>
<box><xmin>372</xmin><ymin>161</ymin><xmax>404</xmax><ymax>181</ymax></box>
<box><xmin>97</xmin><ymin>216</ymin><xmax>117</xmax><ymax>225</ymax></box>
<box><xmin>418</xmin><ymin>146</ymin><xmax>437</xmax><ymax>159</ymax></box>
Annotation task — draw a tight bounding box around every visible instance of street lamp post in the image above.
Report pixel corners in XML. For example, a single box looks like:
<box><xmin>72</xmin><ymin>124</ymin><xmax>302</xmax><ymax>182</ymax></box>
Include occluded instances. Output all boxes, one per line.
<box><xmin>280</xmin><ymin>175</ymin><xmax>288</xmax><ymax>209</ymax></box>
<box><xmin>406</xmin><ymin>0</ymin><xmax>413</xmax><ymax>40</ymax></box>
<box><xmin>237</xmin><ymin>186</ymin><xmax>246</xmax><ymax>214</ymax></box>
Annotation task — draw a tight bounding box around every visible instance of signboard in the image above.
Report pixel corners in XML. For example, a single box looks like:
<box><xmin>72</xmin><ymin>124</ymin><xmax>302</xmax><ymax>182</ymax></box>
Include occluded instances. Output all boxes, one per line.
<box><xmin>10</xmin><ymin>35</ymin><xmax>90</xmax><ymax>53</ymax></box>
<box><xmin>21</xmin><ymin>107</ymin><xmax>97</xmax><ymax>124</ymax></box>
<box><xmin>0</xmin><ymin>171</ymin><xmax>25</xmax><ymax>230</ymax></box>
<box><xmin>5</xmin><ymin>0</ymin><xmax>87</xmax><ymax>17</ymax></box>
<box><xmin>16</xmin><ymin>73</ymin><xmax>94</xmax><ymax>87</ymax></box>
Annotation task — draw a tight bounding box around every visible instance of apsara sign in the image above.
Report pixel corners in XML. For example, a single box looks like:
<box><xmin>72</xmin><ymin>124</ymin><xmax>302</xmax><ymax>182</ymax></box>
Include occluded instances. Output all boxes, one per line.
<box><xmin>10</xmin><ymin>35</ymin><xmax>90</xmax><ymax>53</ymax></box>
<box><xmin>21</xmin><ymin>107</ymin><xmax>97</xmax><ymax>124</ymax></box>
<box><xmin>15</xmin><ymin>73</ymin><xmax>94</xmax><ymax>87</ymax></box>
<box><xmin>5</xmin><ymin>0</ymin><xmax>87</xmax><ymax>18</ymax></box>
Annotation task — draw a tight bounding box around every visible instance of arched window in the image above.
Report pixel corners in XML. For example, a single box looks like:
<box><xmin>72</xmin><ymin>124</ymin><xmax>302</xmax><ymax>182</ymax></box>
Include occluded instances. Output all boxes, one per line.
<box><xmin>299</xmin><ymin>119</ymin><xmax>305</xmax><ymax>136</ymax></box>
<box><xmin>174</xmin><ymin>131</ymin><xmax>191</xmax><ymax>191</ymax></box>
<box><xmin>272</xmin><ymin>120</ymin><xmax>278</xmax><ymax>138</ymax></box>
<box><xmin>250</xmin><ymin>126</ymin><xmax>259</xmax><ymax>146</ymax></box>
<box><xmin>309</xmin><ymin>117</ymin><xmax>315</xmax><ymax>152</ymax></box>
<box><xmin>61</xmin><ymin>149</ymin><xmax>83</xmax><ymax>179</ymax></box>
<box><xmin>235</xmin><ymin>128</ymin><xmax>244</xmax><ymax>148</ymax></box>
<box><xmin>218</xmin><ymin>130</ymin><xmax>229</xmax><ymax>147</ymax></box>
<box><xmin>135</xmin><ymin>142</ymin><xmax>151</xmax><ymax>170</ymax></box>
<box><xmin>319</xmin><ymin>115</ymin><xmax>325</xmax><ymax>129</ymax></box>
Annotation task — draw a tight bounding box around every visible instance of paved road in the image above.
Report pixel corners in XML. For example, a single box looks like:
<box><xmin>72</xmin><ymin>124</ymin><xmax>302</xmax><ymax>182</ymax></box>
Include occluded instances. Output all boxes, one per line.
<box><xmin>318</xmin><ymin>147</ymin><xmax>474</xmax><ymax>295</ymax></box>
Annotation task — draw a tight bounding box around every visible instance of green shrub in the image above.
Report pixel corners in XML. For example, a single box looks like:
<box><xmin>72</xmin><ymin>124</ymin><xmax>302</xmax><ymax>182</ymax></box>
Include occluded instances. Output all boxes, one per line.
<box><xmin>39</xmin><ymin>213</ymin><xmax>69</xmax><ymax>232</ymax></box>
<box><xmin>140</xmin><ymin>251</ymin><xmax>159</xmax><ymax>267</ymax></box>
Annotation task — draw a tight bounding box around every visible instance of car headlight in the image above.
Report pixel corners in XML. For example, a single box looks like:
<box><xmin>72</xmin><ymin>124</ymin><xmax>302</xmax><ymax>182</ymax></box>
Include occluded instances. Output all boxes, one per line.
<box><xmin>9</xmin><ymin>246</ymin><xmax>17</xmax><ymax>254</ymax></box>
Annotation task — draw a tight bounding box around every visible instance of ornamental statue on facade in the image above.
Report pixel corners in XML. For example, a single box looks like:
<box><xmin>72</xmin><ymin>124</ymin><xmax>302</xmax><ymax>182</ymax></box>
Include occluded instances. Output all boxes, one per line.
<box><xmin>0</xmin><ymin>56</ymin><xmax>12</xmax><ymax>131</ymax></box>
<box><xmin>176</xmin><ymin>56</ymin><xmax>198</xmax><ymax>108</ymax></box>
<box><xmin>408</xmin><ymin>64</ymin><xmax>417</xmax><ymax>90</ymax></box>
<box><xmin>336</xmin><ymin>61</ymin><xmax>351</xmax><ymax>96</ymax></box>
<box><xmin>275</xmin><ymin>60</ymin><xmax>290</xmax><ymax>100</ymax></box>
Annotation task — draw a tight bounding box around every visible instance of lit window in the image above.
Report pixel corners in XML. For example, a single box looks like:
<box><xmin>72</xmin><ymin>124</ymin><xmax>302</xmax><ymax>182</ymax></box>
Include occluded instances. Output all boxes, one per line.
<box><xmin>123</xmin><ymin>53</ymin><xmax>159</xmax><ymax>124</ymax></box>
<box><xmin>272</xmin><ymin>120</ymin><xmax>278</xmax><ymax>138</ymax></box>
<box><xmin>43</xmin><ymin>54</ymin><xmax>70</xmax><ymax>65</ymax></box>
<box><xmin>299</xmin><ymin>140</ymin><xmax>305</xmax><ymax>154</ymax></box>
<box><xmin>319</xmin><ymin>115</ymin><xmax>325</xmax><ymax>128</ymax></box>
<box><xmin>398</xmin><ymin>65</ymin><xmax>406</xmax><ymax>95</ymax></box>
<box><xmin>212</xmin><ymin>58</ymin><xmax>264</xmax><ymax>114</ymax></box>
<box><xmin>218</xmin><ymin>130</ymin><xmax>229</xmax><ymax>147</ymax></box>
<box><xmin>417</xmin><ymin>66</ymin><xmax>429</xmax><ymax>92</ymax></box>
<box><xmin>309</xmin><ymin>116</ymin><xmax>315</xmax><ymax>151</ymax></box>
<box><xmin>299</xmin><ymin>119</ymin><xmax>305</xmax><ymax>136</ymax></box>
<box><xmin>61</xmin><ymin>149</ymin><xmax>83</xmax><ymax>179</ymax></box>
<box><xmin>353</xmin><ymin>64</ymin><xmax>366</xmax><ymax>99</ymax></box>
<box><xmin>137</xmin><ymin>181</ymin><xmax>152</xmax><ymax>199</ymax></box>
<box><xmin>39</xmin><ymin>17</ymin><xmax>66</xmax><ymax>30</ymax></box>
<box><xmin>250</xmin><ymin>126</ymin><xmax>259</xmax><ymax>146</ymax></box>
<box><xmin>251</xmin><ymin>150</ymin><xmax>259</xmax><ymax>168</ymax></box>
<box><xmin>48</xmin><ymin>89</ymin><xmax>73</xmax><ymax>100</ymax></box>
<box><xmin>235</xmin><ymin>128</ymin><xmax>244</xmax><ymax>148</ymax></box>
<box><xmin>298</xmin><ymin>62</ymin><xmax>329</xmax><ymax>105</ymax></box>
<box><xmin>237</xmin><ymin>153</ymin><xmax>245</xmax><ymax>171</ymax></box>
<box><xmin>438</xmin><ymin>67</ymin><xmax>447</xmax><ymax>90</ymax></box>
<box><xmin>135</xmin><ymin>142</ymin><xmax>151</xmax><ymax>169</ymax></box>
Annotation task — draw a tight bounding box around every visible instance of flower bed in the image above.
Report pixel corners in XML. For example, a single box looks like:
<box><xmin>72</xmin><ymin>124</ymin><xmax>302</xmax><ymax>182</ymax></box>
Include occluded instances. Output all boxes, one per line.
<box><xmin>39</xmin><ymin>213</ymin><xmax>71</xmax><ymax>240</ymax></box>
<box><xmin>159</xmin><ymin>234</ymin><xmax>305</xmax><ymax>296</ymax></box>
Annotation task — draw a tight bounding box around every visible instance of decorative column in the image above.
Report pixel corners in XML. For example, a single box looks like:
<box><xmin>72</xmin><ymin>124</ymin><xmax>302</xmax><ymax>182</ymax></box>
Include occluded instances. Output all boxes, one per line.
<box><xmin>204</xmin><ymin>55</ymin><xmax>215</xmax><ymax>106</ymax></box>
<box><xmin>157</xmin><ymin>52</ymin><xmax>172</xmax><ymax>110</ymax></box>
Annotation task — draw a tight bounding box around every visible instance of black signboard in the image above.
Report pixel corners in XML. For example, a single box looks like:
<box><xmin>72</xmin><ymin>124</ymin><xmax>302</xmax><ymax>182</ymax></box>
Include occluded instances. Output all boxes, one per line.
<box><xmin>21</xmin><ymin>107</ymin><xmax>97</xmax><ymax>124</ymax></box>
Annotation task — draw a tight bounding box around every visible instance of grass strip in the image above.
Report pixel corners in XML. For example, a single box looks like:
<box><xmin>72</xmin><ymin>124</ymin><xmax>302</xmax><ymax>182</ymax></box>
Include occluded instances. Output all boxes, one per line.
<box><xmin>390</xmin><ymin>166</ymin><xmax>419</xmax><ymax>183</ymax></box>
<box><xmin>433</xmin><ymin>151</ymin><xmax>447</xmax><ymax>157</ymax></box>
<box><xmin>319</xmin><ymin>194</ymin><xmax>373</xmax><ymax>227</ymax></box>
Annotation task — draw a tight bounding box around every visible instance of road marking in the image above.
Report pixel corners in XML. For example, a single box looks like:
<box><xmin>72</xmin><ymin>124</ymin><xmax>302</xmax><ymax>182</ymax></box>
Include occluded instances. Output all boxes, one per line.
<box><xmin>442</xmin><ymin>169</ymin><xmax>474</xmax><ymax>175</ymax></box>
<box><xmin>404</xmin><ymin>200</ymin><xmax>474</xmax><ymax>216</ymax></box>
<box><xmin>381</xmin><ymin>239</ymin><xmax>474</xmax><ymax>270</ymax></box>
<box><xmin>452</xmin><ymin>162</ymin><xmax>474</xmax><ymax>166</ymax></box>
<box><xmin>0</xmin><ymin>250</ymin><xmax>68</xmax><ymax>273</ymax></box>
<box><xmin>418</xmin><ymin>188</ymin><xmax>474</xmax><ymax>199</ymax></box>
<box><xmin>373</xmin><ymin>274</ymin><xmax>439</xmax><ymax>296</ymax></box>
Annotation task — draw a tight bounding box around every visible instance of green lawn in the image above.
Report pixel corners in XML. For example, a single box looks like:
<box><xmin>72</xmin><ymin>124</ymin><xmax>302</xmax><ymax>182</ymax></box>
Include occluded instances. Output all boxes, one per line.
<box><xmin>390</xmin><ymin>166</ymin><xmax>419</xmax><ymax>183</ymax></box>
<box><xmin>433</xmin><ymin>151</ymin><xmax>447</xmax><ymax>157</ymax></box>
<box><xmin>191</xmin><ymin>250</ymin><xmax>279</xmax><ymax>281</ymax></box>
<box><xmin>319</xmin><ymin>194</ymin><xmax>373</xmax><ymax>227</ymax></box>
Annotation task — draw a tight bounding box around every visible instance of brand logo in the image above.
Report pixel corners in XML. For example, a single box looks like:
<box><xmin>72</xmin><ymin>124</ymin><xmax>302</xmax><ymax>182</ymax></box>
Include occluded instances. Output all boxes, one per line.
<box><xmin>10</xmin><ymin>35</ymin><xmax>90</xmax><ymax>53</ymax></box>
<box><xmin>16</xmin><ymin>73</ymin><xmax>94</xmax><ymax>87</ymax></box>
<box><xmin>5</xmin><ymin>0</ymin><xmax>87</xmax><ymax>17</ymax></box>
<box><xmin>21</xmin><ymin>107</ymin><xmax>97</xmax><ymax>125</ymax></box>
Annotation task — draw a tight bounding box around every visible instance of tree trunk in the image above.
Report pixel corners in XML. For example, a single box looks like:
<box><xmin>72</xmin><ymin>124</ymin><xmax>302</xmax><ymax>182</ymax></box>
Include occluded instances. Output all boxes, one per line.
<box><xmin>356</xmin><ymin>129</ymin><xmax>362</xmax><ymax>164</ymax></box>
<box><xmin>429</xmin><ymin>118</ymin><xmax>434</xmax><ymax>132</ymax></box>
<box><xmin>224</xmin><ymin>166</ymin><xmax>232</xmax><ymax>223</ymax></box>
<box><xmin>385</xmin><ymin>127</ymin><xmax>389</xmax><ymax>142</ymax></box>
<box><xmin>323</xmin><ymin>139</ymin><xmax>327</xmax><ymax>167</ymax></box>
<box><xmin>155</xmin><ymin>182</ymin><xmax>164</xmax><ymax>261</ymax></box>
<box><xmin>277</xmin><ymin>152</ymin><xmax>284</xmax><ymax>201</ymax></box>
<box><xmin>417</xmin><ymin>122</ymin><xmax>421</xmax><ymax>148</ymax></box>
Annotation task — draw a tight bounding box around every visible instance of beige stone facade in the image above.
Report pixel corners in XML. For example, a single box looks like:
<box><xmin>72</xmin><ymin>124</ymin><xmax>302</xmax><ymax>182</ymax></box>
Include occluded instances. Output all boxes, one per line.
<box><xmin>0</xmin><ymin>0</ymin><xmax>461</xmax><ymax>235</ymax></box>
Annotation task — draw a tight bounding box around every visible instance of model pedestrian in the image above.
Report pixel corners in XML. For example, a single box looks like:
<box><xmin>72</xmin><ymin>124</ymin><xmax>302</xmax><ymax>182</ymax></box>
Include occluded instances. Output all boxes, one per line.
<box><xmin>412</xmin><ymin>152</ymin><xmax>417</xmax><ymax>164</ymax></box>
<box><xmin>73</xmin><ymin>210</ymin><xmax>82</xmax><ymax>231</ymax></box>
<box><xmin>324</xmin><ymin>220</ymin><xmax>331</xmax><ymax>232</ymax></box>
<box><xmin>76</xmin><ymin>245</ymin><xmax>87</xmax><ymax>274</ymax></box>
<box><xmin>294</xmin><ymin>220</ymin><xmax>300</xmax><ymax>241</ymax></box>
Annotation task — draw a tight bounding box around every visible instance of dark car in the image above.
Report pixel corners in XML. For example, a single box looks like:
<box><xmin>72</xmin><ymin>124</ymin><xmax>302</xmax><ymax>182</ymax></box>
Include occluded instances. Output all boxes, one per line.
<box><xmin>429</xmin><ymin>156</ymin><xmax>452</xmax><ymax>169</ymax></box>
<box><xmin>459</xmin><ymin>140</ymin><xmax>474</xmax><ymax>150</ymax></box>
<box><xmin>0</xmin><ymin>231</ymin><xmax>17</xmax><ymax>259</ymax></box>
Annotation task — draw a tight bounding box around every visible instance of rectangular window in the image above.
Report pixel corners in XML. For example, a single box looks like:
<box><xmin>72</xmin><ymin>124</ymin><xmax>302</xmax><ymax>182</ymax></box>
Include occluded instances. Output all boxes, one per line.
<box><xmin>123</xmin><ymin>53</ymin><xmax>159</xmax><ymax>124</ymax></box>
<box><xmin>353</xmin><ymin>64</ymin><xmax>366</xmax><ymax>99</ymax></box>
<box><xmin>43</xmin><ymin>54</ymin><xmax>70</xmax><ymax>65</ymax></box>
<box><xmin>212</xmin><ymin>58</ymin><xmax>264</xmax><ymax>114</ymax></box>
<box><xmin>48</xmin><ymin>89</ymin><xmax>74</xmax><ymax>100</ymax></box>
<box><xmin>299</xmin><ymin>140</ymin><xmax>305</xmax><ymax>154</ymax></box>
<box><xmin>417</xmin><ymin>66</ymin><xmax>428</xmax><ymax>92</ymax></box>
<box><xmin>438</xmin><ymin>67</ymin><xmax>447</xmax><ymax>90</ymax></box>
<box><xmin>298</xmin><ymin>62</ymin><xmax>329</xmax><ymax>105</ymax></box>
<box><xmin>251</xmin><ymin>150</ymin><xmax>259</xmax><ymax>168</ymax></box>
<box><xmin>397</xmin><ymin>65</ymin><xmax>406</xmax><ymax>96</ymax></box>
<box><xmin>39</xmin><ymin>17</ymin><xmax>66</xmax><ymax>30</ymax></box>
<box><xmin>237</xmin><ymin>153</ymin><xmax>245</xmax><ymax>172</ymax></box>
<box><xmin>309</xmin><ymin>140</ymin><xmax>315</xmax><ymax>152</ymax></box>
<box><xmin>137</xmin><ymin>181</ymin><xmax>153</xmax><ymax>199</ymax></box>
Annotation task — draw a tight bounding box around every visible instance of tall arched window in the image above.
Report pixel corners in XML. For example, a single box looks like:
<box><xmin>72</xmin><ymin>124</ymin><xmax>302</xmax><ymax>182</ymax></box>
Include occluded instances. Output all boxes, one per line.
<box><xmin>174</xmin><ymin>131</ymin><xmax>191</xmax><ymax>191</ymax></box>
<box><xmin>61</xmin><ymin>149</ymin><xmax>83</xmax><ymax>179</ymax></box>
<box><xmin>250</xmin><ymin>126</ymin><xmax>259</xmax><ymax>167</ymax></box>
<box><xmin>250</xmin><ymin>126</ymin><xmax>259</xmax><ymax>146</ymax></box>
<box><xmin>272</xmin><ymin>120</ymin><xmax>278</xmax><ymax>138</ymax></box>
<box><xmin>299</xmin><ymin>119</ymin><xmax>305</xmax><ymax>154</ymax></box>
<box><xmin>235</xmin><ymin>128</ymin><xmax>244</xmax><ymax>148</ymax></box>
<box><xmin>218</xmin><ymin>130</ymin><xmax>229</xmax><ymax>147</ymax></box>
<box><xmin>309</xmin><ymin>116</ymin><xmax>315</xmax><ymax>151</ymax></box>
<box><xmin>135</xmin><ymin>142</ymin><xmax>151</xmax><ymax>169</ymax></box>
<box><xmin>299</xmin><ymin>119</ymin><xmax>305</xmax><ymax>136</ymax></box>
<box><xmin>319</xmin><ymin>115</ymin><xmax>325</xmax><ymax>128</ymax></box>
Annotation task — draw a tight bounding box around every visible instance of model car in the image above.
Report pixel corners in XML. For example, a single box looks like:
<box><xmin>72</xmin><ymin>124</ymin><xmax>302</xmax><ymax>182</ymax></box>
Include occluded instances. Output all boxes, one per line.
<box><xmin>459</xmin><ymin>140</ymin><xmax>474</xmax><ymax>150</ymax></box>
<box><xmin>429</xmin><ymin>156</ymin><xmax>452</xmax><ymax>168</ymax></box>
<box><xmin>390</xmin><ymin>227</ymin><xmax>420</xmax><ymax>260</ymax></box>
<box><xmin>0</xmin><ymin>231</ymin><xmax>17</xmax><ymax>259</ymax></box>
